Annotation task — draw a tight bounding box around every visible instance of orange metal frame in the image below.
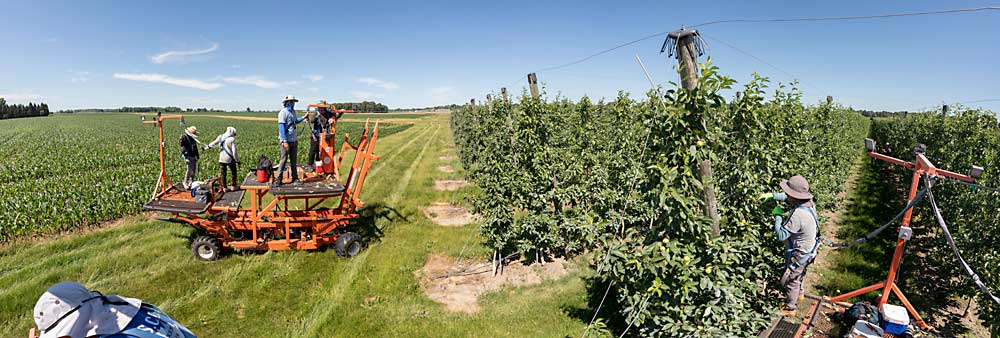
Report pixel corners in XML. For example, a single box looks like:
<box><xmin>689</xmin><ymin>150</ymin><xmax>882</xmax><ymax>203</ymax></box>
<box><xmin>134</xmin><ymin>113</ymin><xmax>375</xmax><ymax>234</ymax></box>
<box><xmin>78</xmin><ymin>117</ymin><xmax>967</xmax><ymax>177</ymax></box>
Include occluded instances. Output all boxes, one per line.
<box><xmin>143</xmin><ymin>109</ymin><xmax>380</xmax><ymax>252</ymax></box>
<box><xmin>820</xmin><ymin>150</ymin><xmax>975</xmax><ymax>331</ymax></box>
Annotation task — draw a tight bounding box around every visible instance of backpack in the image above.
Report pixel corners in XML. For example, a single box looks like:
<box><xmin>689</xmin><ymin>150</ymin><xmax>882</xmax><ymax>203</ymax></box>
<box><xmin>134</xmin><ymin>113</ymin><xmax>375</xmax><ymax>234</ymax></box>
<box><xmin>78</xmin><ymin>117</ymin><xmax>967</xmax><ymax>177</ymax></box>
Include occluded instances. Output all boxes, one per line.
<box><xmin>257</xmin><ymin>155</ymin><xmax>273</xmax><ymax>182</ymax></box>
<box><xmin>841</xmin><ymin>301</ymin><xmax>880</xmax><ymax>330</ymax></box>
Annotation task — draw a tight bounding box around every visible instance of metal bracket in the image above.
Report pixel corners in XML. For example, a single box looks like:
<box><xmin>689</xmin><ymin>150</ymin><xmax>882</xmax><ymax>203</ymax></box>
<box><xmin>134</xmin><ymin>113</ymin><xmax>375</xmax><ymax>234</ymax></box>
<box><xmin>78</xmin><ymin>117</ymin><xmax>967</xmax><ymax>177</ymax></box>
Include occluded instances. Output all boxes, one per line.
<box><xmin>898</xmin><ymin>226</ymin><xmax>913</xmax><ymax>241</ymax></box>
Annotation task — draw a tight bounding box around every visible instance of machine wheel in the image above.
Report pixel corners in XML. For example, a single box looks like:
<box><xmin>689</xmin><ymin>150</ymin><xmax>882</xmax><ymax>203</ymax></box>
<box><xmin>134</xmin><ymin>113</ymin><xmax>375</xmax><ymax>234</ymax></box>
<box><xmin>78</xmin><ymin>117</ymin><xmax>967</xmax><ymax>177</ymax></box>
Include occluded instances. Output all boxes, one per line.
<box><xmin>334</xmin><ymin>232</ymin><xmax>363</xmax><ymax>258</ymax></box>
<box><xmin>192</xmin><ymin>235</ymin><xmax>222</xmax><ymax>261</ymax></box>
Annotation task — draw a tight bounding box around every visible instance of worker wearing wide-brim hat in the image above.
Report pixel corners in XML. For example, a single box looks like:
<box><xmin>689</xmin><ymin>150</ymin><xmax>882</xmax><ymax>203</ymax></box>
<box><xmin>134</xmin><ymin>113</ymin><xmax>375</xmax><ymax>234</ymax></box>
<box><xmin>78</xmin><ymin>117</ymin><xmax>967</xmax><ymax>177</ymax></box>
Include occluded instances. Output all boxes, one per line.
<box><xmin>179</xmin><ymin>126</ymin><xmax>200</xmax><ymax>189</ymax></box>
<box><xmin>276</xmin><ymin>95</ymin><xmax>305</xmax><ymax>185</ymax></box>
<box><xmin>307</xmin><ymin>99</ymin><xmax>343</xmax><ymax>169</ymax></box>
<box><xmin>760</xmin><ymin>175</ymin><xmax>819</xmax><ymax>317</ymax></box>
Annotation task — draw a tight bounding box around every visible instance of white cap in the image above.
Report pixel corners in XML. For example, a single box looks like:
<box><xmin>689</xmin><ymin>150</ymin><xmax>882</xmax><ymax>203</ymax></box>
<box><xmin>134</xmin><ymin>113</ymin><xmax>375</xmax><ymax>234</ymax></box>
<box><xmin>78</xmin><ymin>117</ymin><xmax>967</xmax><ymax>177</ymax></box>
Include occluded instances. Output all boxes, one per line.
<box><xmin>282</xmin><ymin>95</ymin><xmax>299</xmax><ymax>103</ymax></box>
<box><xmin>33</xmin><ymin>281</ymin><xmax>141</xmax><ymax>338</ymax></box>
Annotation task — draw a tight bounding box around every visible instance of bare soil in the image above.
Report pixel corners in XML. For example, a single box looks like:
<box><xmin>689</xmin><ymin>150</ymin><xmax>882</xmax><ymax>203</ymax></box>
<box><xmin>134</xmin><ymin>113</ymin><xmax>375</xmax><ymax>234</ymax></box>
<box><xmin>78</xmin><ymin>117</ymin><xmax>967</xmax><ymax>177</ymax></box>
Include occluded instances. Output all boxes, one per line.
<box><xmin>433</xmin><ymin>179</ymin><xmax>468</xmax><ymax>191</ymax></box>
<box><xmin>423</xmin><ymin>202</ymin><xmax>476</xmax><ymax>226</ymax></box>
<box><xmin>437</xmin><ymin>165</ymin><xmax>455</xmax><ymax>173</ymax></box>
<box><xmin>417</xmin><ymin>254</ymin><xmax>572</xmax><ymax>313</ymax></box>
<box><xmin>439</xmin><ymin>155</ymin><xmax>456</xmax><ymax>161</ymax></box>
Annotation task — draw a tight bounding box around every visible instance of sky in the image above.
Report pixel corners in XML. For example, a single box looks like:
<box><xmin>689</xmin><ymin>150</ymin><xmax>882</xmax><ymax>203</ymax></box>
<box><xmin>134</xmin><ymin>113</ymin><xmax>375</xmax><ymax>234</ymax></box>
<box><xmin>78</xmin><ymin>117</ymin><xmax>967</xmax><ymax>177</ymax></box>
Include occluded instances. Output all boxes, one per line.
<box><xmin>1</xmin><ymin>0</ymin><xmax>998</xmax><ymax>112</ymax></box>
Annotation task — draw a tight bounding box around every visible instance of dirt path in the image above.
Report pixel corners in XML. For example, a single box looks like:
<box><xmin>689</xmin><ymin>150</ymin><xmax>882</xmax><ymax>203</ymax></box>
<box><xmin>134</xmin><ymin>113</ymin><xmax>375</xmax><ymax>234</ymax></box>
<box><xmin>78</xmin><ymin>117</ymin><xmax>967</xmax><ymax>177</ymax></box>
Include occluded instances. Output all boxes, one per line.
<box><xmin>804</xmin><ymin>156</ymin><xmax>864</xmax><ymax>295</ymax></box>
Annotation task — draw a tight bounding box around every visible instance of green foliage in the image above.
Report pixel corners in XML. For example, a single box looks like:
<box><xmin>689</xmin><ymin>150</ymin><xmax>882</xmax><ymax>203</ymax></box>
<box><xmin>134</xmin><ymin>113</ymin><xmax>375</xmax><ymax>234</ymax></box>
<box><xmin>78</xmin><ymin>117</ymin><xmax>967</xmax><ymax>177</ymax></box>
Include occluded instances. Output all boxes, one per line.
<box><xmin>0</xmin><ymin>98</ymin><xmax>49</xmax><ymax>120</ymax></box>
<box><xmin>870</xmin><ymin>111</ymin><xmax>1000</xmax><ymax>333</ymax></box>
<box><xmin>0</xmin><ymin>114</ymin><xmax>411</xmax><ymax>240</ymax></box>
<box><xmin>452</xmin><ymin>61</ymin><xmax>870</xmax><ymax>336</ymax></box>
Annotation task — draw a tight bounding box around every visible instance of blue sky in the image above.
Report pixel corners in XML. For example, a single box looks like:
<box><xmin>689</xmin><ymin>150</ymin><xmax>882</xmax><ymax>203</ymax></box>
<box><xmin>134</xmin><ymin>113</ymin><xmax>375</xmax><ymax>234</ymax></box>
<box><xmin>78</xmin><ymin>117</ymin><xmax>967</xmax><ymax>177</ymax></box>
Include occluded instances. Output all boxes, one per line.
<box><xmin>1</xmin><ymin>0</ymin><xmax>998</xmax><ymax>112</ymax></box>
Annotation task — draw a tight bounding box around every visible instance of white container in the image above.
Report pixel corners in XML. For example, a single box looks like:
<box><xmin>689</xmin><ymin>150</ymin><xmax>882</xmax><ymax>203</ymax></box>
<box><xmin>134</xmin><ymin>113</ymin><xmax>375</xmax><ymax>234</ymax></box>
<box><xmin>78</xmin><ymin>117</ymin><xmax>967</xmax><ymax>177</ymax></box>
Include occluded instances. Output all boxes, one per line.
<box><xmin>848</xmin><ymin>321</ymin><xmax>883</xmax><ymax>338</ymax></box>
<box><xmin>882</xmin><ymin>304</ymin><xmax>910</xmax><ymax>325</ymax></box>
<box><xmin>881</xmin><ymin>304</ymin><xmax>910</xmax><ymax>334</ymax></box>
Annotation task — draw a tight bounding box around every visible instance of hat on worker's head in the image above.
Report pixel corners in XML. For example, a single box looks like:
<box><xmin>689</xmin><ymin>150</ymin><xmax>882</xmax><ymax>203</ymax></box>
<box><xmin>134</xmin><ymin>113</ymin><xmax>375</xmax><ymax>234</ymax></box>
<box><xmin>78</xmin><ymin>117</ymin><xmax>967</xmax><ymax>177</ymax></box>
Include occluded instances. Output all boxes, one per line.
<box><xmin>780</xmin><ymin>175</ymin><xmax>813</xmax><ymax>200</ymax></box>
<box><xmin>282</xmin><ymin>95</ymin><xmax>299</xmax><ymax>103</ymax></box>
<box><xmin>33</xmin><ymin>281</ymin><xmax>141</xmax><ymax>338</ymax></box>
<box><xmin>185</xmin><ymin>126</ymin><xmax>198</xmax><ymax>136</ymax></box>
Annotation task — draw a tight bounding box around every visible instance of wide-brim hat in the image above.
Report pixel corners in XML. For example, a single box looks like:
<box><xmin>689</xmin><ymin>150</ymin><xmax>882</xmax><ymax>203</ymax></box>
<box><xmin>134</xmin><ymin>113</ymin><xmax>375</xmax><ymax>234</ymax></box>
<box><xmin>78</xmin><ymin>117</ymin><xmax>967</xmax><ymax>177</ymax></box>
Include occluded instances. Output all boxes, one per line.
<box><xmin>780</xmin><ymin>175</ymin><xmax>813</xmax><ymax>200</ymax></box>
<box><xmin>185</xmin><ymin>126</ymin><xmax>198</xmax><ymax>136</ymax></box>
<box><xmin>282</xmin><ymin>95</ymin><xmax>299</xmax><ymax>103</ymax></box>
<box><xmin>34</xmin><ymin>281</ymin><xmax>141</xmax><ymax>338</ymax></box>
<box><xmin>318</xmin><ymin>99</ymin><xmax>328</xmax><ymax>105</ymax></box>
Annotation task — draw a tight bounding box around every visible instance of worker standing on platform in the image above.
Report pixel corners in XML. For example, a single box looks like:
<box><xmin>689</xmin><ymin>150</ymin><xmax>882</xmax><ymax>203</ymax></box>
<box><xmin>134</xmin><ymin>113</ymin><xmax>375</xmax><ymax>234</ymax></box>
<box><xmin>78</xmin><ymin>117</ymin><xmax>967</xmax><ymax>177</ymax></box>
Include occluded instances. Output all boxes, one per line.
<box><xmin>206</xmin><ymin>127</ymin><xmax>240</xmax><ymax>191</ymax></box>
<box><xmin>307</xmin><ymin>100</ymin><xmax>343</xmax><ymax>168</ymax></box>
<box><xmin>277</xmin><ymin>95</ymin><xmax>304</xmax><ymax>186</ymax></box>
<box><xmin>179</xmin><ymin>126</ymin><xmax>200</xmax><ymax>189</ymax></box>
<box><xmin>761</xmin><ymin>175</ymin><xmax>819</xmax><ymax>317</ymax></box>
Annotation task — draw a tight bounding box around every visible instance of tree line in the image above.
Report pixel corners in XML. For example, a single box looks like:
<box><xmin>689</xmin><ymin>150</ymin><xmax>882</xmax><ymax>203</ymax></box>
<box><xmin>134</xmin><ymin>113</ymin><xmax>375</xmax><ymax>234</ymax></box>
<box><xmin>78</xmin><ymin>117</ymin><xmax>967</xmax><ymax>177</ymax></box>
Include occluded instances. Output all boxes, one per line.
<box><xmin>57</xmin><ymin>107</ymin><xmax>224</xmax><ymax>113</ymax></box>
<box><xmin>0</xmin><ymin>98</ymin><xmax>50</xmax><ymax>120</ymax></box>
<box><xmin>327</xmin><ymin>101</ymin><xmax>388</xmax><ymax>113</ymax></box>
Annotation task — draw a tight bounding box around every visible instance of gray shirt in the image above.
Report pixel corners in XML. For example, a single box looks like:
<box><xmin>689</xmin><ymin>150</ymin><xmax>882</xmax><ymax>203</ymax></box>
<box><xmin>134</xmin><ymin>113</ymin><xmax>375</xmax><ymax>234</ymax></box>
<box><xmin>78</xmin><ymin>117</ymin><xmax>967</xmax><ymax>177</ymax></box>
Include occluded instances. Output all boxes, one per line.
<box><xmin>278</xmin><ymin>108</ymin><xmax>300</xmax><ymax>142</ymax></box>
<box><xmin>783</xmin><ymin>203</ymin><xmax>818</xmax><ymax>255</ymax></box>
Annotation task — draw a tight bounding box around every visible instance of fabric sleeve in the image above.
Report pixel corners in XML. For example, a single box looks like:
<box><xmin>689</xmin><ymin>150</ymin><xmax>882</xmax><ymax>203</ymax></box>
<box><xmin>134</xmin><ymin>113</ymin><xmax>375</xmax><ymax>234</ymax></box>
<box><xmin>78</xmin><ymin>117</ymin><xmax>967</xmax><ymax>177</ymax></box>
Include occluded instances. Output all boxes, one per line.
<box><xmin>774</xmin><ymin>215</ymin><xmax>790</xmax><ymax>241</ymax></box>
<box><xmin>279</xmin><ymin>123</ymin><xmax>288</xmax><ymax>141</ymax></box>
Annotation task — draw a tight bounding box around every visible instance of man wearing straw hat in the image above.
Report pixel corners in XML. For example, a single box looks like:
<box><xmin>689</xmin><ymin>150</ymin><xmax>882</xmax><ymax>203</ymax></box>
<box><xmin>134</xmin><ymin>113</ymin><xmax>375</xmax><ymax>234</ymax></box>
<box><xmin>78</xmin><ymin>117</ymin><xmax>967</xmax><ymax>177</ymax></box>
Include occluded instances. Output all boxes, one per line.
<box><xmin>178</xmin><ymin>126</ymin><xmax>200</xmax><ymax>189</ymax></box>
<box><xmin>761</xmin><ymin>175</ymin><xmax>819</xmax><ymax>316</ymax></box>
<box><xmin>276</xmin><ymin>95</ymin><xmax>305</xmax><ymax>185</ymax></box>
<box><xmin>307</xmin><ymin>100</ymin><xmax>343</xmax><ymax>169</ymax></box>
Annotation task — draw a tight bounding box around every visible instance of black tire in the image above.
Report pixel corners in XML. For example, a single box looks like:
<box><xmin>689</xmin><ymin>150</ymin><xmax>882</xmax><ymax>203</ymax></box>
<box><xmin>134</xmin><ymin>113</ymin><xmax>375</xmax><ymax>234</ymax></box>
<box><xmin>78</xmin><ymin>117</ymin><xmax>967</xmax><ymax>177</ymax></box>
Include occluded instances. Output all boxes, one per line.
<box><xmin>334</xmin><ymin>232</ymin><xmax>363</xmax><ymax>257</ymax></box>
<box><xmin>191</xmin><ymin>235</ymin><xmax>222</xmax><ymax>261</ymax></box>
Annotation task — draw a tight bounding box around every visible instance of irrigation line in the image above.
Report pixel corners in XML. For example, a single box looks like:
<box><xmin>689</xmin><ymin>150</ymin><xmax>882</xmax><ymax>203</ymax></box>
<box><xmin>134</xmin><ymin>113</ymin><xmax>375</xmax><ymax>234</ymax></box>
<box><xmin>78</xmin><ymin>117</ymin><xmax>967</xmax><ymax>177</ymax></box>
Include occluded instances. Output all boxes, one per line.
<box><xmin>925</xmin><ymin>177</ymin><xmax>1000</xmax><ymax>306</ymax></box>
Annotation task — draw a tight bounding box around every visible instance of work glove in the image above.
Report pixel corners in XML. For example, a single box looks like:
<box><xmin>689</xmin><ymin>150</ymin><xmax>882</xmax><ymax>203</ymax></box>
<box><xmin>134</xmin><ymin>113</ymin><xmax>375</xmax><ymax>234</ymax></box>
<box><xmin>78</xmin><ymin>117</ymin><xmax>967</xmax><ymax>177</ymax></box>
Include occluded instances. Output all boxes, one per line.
<box><xmin>758</xmin><ymin>192</ymin><xmax>773</xmax><ymax>200</ymax></box>
<box><xmin>203</xmin><ymin>145</ymin><xmax>210</xmax><ymax>150</ymax></box>
<box><xmin>772</xmin><ymin>205</ymin><xmax>785</xmax><ymax>217</ymax></box>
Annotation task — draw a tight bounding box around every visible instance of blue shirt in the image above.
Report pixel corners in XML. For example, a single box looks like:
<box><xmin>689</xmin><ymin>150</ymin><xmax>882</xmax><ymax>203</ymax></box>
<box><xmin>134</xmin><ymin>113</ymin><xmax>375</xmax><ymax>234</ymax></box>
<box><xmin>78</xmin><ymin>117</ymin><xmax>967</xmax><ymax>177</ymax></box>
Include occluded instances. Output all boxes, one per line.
<box><xmin>278</xmin><ymin>108</ymin><xmax>304</xmax><ymax>142</ymax></box>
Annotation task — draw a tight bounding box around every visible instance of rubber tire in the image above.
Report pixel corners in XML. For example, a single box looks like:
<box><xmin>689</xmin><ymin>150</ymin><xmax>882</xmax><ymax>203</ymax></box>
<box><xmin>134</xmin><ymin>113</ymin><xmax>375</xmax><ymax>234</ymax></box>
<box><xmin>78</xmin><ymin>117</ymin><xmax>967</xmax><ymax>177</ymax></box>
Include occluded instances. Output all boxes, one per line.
<box><xmin>192</xmin><ymin>235</ymin><xmax>222</xmax><ymax>261</ymax></box>
<box><xmin>334</xmin><ymin>232</ymin><xmax>363</xmax><ymax>258</ymax></box>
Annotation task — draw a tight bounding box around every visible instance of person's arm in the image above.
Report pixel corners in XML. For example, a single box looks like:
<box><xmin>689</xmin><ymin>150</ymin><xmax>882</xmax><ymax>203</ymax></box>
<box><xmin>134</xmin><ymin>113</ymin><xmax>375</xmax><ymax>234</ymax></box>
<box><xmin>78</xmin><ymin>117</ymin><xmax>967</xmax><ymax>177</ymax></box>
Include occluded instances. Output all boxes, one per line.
<box><xmin>279</xmin><ymin>123</ymin><xmax>288</xmax><ymax>142</ymax></box>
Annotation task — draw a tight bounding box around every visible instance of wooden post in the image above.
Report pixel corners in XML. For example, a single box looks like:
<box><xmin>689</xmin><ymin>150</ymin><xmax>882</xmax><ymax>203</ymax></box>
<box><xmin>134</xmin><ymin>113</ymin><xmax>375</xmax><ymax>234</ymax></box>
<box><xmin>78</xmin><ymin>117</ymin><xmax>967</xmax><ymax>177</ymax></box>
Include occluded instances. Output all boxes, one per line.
<box><xmin>826</xmin><ymin>95</ymin><xmax>833</xmax><ymax>105</ymax></box>
<box><xmin>527</xmin><ymin>73</ymin><xmax>540</xmax><ymax>99</ymax></box>
<box><xmin>501</xmin><ymin>87</ymin><xmax>508</xmax><ymax>102</ymax></box>
<box><xmin>699</xmin><ymin>160</ymin><xmax>720</xmax><ymax>237</ymax></box>
<box><xmin>675</xmin><ymin>32</ymin><xmax>699</xmax><ymax>90</ymax></box>
<box><xmin>470</xmin><ymin>98</ymin><xmax>476</xmax><ymax>106</ymax></box>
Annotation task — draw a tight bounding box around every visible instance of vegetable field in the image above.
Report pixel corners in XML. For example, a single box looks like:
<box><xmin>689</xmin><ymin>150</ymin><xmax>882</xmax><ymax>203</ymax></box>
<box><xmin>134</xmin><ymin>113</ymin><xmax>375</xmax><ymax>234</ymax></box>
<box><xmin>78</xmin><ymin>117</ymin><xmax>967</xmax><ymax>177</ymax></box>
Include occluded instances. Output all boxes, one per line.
<box><xmin>452</xmin><ymin>63</ymin><xmax>872</xmax><ymax>336</ymax></box>
<box><xmin>0</xmin><ymin>113</ymin><xmax>411</xmax><ymax>240</ymax></box>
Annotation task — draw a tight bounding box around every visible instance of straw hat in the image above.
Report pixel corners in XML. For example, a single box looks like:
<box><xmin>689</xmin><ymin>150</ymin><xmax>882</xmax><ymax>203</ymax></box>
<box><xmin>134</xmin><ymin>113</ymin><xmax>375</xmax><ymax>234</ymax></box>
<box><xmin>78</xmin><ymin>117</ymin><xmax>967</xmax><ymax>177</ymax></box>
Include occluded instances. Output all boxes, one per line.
<box><xmin>33</xmin><ymin>281</ymin><xmax>142</xmax><ymax>338</ymax></box>
<box><xmin>282</xmin><ymin>95</ymin><xmax>299</xmax><ymax>103</ymax></box>
<box><xmin>185</xmin><ymin>126</ymin><xmax>198</xmax><ymax>136</ymax></box>
<box><xmin>780</xmin><ymin>175</ymin><xmax>813</xmax><ymax>200</ymax></box>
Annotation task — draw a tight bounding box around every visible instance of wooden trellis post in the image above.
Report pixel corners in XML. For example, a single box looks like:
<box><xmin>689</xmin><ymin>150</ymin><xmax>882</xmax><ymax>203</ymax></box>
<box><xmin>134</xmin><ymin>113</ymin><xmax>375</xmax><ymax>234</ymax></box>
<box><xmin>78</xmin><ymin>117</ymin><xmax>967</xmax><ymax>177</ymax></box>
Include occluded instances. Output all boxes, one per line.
<box><xmin>527</xmin><ymin>73</ymin><xmax>540</xmax><ymax>99</ymax></box>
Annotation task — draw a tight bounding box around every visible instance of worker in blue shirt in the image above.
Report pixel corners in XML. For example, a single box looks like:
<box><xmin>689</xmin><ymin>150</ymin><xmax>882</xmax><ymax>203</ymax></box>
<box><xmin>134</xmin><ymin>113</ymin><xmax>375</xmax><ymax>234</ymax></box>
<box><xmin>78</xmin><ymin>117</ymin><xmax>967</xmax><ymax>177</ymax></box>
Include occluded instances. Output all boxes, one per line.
<box><xmin>276</xmin><ymin>95</ymin><xmax>305</xmax><ymax>186</ymax></box>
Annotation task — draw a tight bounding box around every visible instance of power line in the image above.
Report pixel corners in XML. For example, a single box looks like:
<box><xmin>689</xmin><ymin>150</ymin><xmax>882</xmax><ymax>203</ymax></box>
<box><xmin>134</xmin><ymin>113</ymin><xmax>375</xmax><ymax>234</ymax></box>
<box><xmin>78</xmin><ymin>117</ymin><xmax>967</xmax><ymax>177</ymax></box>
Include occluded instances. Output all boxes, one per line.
<box><xmin>522</xmin><ymin>6</ymin><xmax>998</xmax><ymax>77</ymax></box>
<box><xmin>689</xmin><ymin>6</ymin><xmax>999</xmax><ymax>28</ymax></box>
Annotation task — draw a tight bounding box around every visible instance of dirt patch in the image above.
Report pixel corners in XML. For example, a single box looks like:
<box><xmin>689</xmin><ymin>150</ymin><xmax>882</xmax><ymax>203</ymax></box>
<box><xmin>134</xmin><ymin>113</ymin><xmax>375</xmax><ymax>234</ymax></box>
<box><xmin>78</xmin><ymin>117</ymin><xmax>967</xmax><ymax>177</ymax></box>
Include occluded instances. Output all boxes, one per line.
<box><xmin>433</xmin><ymin>179</ymin><xmax>468</xmax><ymax>191</ymax></box>
<box><xmin>423</xmin><ymin>202</ymin><xmax>476</xmax><ymax>226</ymax></box>
<box><xmin>439</xmin><ymin>155</ymin><xmax>456</xmax><ymax>161</ymax></box>
<box><xmin>437</xmin><ymin>165</ymin><xmax>455</xmax><ymax>173</ymax></box>
<box><xmin>418</xmin><ymin>254</ymin><xmax>572</xmax><ymax>313</ymax></box>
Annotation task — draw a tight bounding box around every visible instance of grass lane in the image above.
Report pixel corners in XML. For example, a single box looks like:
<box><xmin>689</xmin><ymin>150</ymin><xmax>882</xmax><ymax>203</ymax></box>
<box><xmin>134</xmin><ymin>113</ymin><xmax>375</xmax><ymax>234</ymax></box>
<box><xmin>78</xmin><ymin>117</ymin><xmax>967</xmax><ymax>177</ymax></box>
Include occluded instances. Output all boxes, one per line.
<box><xmin>0</xmin><ymin>114</ymin><xmax>589</xmax><ymax>338</ymax></box>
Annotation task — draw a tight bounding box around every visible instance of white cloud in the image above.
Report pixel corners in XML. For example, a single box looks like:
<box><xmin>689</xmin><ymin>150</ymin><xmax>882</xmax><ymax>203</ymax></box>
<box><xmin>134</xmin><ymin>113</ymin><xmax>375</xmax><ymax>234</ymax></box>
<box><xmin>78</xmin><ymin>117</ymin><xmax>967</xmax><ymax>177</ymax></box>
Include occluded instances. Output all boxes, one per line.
<box><xmin>306</xmin><ymin>87</ymin><xmax>319</xmax><ymax>92</ymax></box>
<box><xmin>0</xmin><ymin>92</ymin><xmax>44</xmax><ymax>102</ymax></box>
<box><xmin>356</xmin><ymin>77</ymin><xmax>399</xmax><ymax>90</ymax></box>
<box><xmin>149</xmin><ymin>42</ymin><xmax>220</xmax><ymax>64</ymax></box>
<box><xmin>70</xmin><ymin>71</ymin><xmax>92</xmax><ymax>83</ymax></box>
<box><xmin>429</xmin><ymin>86</ymin><xmax>456</xmax><ymax>104</ymax></box>
<box><xmin>223</xmin><ymin>76</ymin><xmax>280</xmax><ymax>89</ymax></box>
<box><xmin>350</xmin><ymin>91</ymin><xmax>385</xmax><ymax>100</ymax></box>
<box><xmin>113</xmin><ymin>73</ymin><xmax>222</xmax><ymax>90</ymax></box>
<box><xmin>305</xmin><ymin>75</ymin><xmax>324</xmax><ymax>82</ymax></box>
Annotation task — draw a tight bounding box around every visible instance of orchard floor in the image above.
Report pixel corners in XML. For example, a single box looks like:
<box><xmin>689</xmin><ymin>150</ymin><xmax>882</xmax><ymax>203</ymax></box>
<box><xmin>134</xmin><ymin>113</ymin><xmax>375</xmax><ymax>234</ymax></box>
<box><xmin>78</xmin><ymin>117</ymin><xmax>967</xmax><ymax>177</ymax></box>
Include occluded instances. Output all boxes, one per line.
<box><xmin>0</xmin><ymin>114</ymin><xmax>591</xmax><ymax>337</ymax></box>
